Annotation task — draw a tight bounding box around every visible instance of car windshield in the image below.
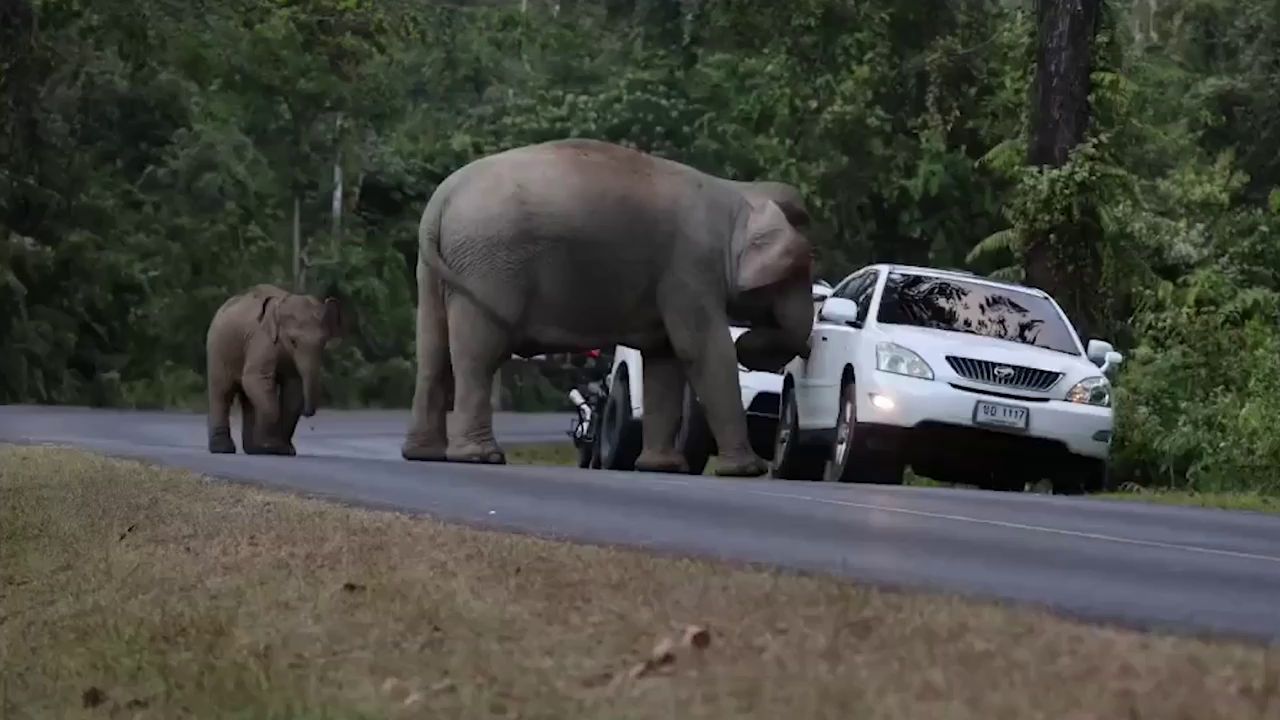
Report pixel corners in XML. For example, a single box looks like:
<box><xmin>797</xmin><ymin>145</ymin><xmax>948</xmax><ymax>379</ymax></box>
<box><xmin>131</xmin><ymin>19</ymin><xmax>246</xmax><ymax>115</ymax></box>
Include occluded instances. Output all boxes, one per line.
<box><xmin>875</xmin><ymin>272</ymin><xmax>1081</xmax><ymax>355</ymax></box>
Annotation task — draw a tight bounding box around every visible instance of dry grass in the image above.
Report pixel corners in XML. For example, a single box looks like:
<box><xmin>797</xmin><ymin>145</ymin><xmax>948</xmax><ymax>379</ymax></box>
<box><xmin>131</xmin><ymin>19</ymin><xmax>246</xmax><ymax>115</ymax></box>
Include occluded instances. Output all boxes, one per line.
<box><xmin>2</xmin><ymin>445</ymin><xmax>1279</xmax><ymax>720</ymax></box>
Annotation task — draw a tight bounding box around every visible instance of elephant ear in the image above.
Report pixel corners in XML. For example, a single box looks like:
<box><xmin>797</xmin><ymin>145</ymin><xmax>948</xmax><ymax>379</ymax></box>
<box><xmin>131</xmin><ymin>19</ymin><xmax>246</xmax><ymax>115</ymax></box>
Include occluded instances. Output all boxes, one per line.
<box><xmin>257</xmin><ymin>295</ymin><xmax>281</xmax><ymax>344</ymax></box>
<box><xmin>735</xmin><ymin>199</ymin><xmax>814</xmax><ymax>294</ymax></box>
<box><xmin>744</xmin><ymin>181</ymin><xmax>811</xmax><ymax>229</ymax></box>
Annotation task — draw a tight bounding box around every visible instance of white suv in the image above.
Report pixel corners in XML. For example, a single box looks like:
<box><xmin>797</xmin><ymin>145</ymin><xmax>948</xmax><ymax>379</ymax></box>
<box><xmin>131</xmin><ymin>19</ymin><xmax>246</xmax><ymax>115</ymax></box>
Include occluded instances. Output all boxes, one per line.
<box><xmin>772</xmin><ymin>265</ymin><xmax>1123</xmax><ymax>494</ymax></box>
<box><xmin>594</xmin><ymin>281</ymin><xmax>834</xmax><ymax>473</ymax></box>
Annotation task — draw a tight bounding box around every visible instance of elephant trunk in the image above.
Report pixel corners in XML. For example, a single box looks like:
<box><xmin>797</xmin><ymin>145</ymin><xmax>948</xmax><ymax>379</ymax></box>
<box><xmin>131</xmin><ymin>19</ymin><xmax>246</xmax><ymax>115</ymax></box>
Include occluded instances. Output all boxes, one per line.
<box><xmin>296</xmin><ymin>355</ymin><xmax>322</xmax><ymax>418</ymax></box>
<box><xmin>734</xmin><ymin>281</ymin><xmax>816</xmax><ymax>373</ymax></box>
<box><xmin>771</xmin><ymin>277</ymin><xmax>817</xmax><ymax>359</ymax></box>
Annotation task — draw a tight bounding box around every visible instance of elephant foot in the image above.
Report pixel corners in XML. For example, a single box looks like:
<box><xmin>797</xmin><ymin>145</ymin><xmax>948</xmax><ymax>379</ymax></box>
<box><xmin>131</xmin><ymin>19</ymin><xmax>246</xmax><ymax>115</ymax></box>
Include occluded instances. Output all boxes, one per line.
<box><xmin>244</xmin><ymin>441</ymin><xmax>295</xmax><ymax>457</ymax></box>
<box><xmin>635</xmin><ymin>449</ymin><xmax>689</xmax><ymax>474</ymax></box>
<box><xmin>402</xmin><ymin>432</ymin><xmax>448</xmax><ymax>462</ymax></box>
<box><xmin>714</xmin><ymin>453</ymin><xmax>769</xmax><ymax>478</ymax></box>
<box><xmin>446</xmin><ymin>442</ymin><xmax>507</xmax><ymax>465</ymax></box>
<box><xmin>208</xmin><ymin>432</ymin><xmax>236</xmax><ymax>454</ymax></box>
<box><xmin>402</xmin><ymin>443</ymin><xmax>449</xmax><ymax>462</ymax></box>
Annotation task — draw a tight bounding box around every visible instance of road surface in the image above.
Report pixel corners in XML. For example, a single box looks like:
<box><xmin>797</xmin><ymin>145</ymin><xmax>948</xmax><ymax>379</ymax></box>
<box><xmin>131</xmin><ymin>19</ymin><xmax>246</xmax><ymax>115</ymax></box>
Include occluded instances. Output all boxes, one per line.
<box><xmin>3</xmin><ymin>405</ymin><xmax>1280</xmax><ymax>644</ymax></box>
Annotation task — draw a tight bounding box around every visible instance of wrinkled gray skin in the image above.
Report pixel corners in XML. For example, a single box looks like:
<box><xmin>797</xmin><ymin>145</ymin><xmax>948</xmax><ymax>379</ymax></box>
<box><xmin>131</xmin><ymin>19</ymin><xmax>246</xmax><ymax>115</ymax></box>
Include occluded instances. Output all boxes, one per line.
<box><xmin>401</xmin><ymin>138</ymin><xmax>816</xmax><ymax>477</ymax></box>
<box><xmin>206</xmin><ymin>284</ymin><xmax>345</xmax><ymax>455</ymax></box>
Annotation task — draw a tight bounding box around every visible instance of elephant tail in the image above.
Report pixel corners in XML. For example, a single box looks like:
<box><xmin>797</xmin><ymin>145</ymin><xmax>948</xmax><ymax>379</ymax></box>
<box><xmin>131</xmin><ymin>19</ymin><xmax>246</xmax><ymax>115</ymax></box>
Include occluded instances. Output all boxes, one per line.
<box><xmin>417</xmin><ymin>180</ymin><xmax>518</xmax><ymax>334</ymax></box>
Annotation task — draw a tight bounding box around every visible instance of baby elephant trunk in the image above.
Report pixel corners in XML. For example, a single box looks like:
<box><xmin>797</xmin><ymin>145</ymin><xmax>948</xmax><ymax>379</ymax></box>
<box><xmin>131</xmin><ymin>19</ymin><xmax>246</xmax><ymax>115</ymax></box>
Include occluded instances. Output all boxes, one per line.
<box><xmin>296</xmin><ymin>355</ymin><xmax>322</xmax><ymax>418</ymax></box>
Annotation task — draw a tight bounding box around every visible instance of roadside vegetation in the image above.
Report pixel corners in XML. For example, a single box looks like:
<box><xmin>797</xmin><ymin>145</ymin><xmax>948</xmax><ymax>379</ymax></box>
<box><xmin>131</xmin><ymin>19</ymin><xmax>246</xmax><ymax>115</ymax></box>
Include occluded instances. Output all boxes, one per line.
<box><xmin>3</xmin><ymin>444</ymin><xmax>1277</xmax><ymax>719</ymax></box>
<box><xmin>4</xmin><ymin>0</ymin><xmax>1280</xmax><ymax>499</ymax></box>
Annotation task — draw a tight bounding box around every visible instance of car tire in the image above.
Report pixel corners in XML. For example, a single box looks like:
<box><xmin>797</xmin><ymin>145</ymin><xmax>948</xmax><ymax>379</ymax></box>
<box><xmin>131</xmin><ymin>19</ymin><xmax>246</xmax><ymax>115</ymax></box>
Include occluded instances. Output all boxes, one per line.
<box><xmin>769</xmin><ymin>385</ymin><xmax>827</xmax><ymax>481</ymax></box>
<box><xmin>826</xmin><ymin>376</ymin><xmax>905</xmax><ymax>485</ymax></box>
<box><xmin>599</xmin><ymin>370</ymin><xmax>642</xmax><ymax>471</ymax></box>
<box><xmin>1052</xmin><ymin>456</ymin><xmax>1109</xmax><ymax>495</ymax></box>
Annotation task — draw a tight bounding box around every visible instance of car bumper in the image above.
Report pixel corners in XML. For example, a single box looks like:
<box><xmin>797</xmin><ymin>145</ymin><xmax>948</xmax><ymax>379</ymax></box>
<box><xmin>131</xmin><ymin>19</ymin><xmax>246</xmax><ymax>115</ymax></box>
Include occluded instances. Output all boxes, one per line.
<box><xmin>740</xmin><ymin>371</ymin><xmax>783</xmax><ymax>420</ymax></box>
<box><xmin>854</xmin><ymin>371</ymin><xmax>1113</xmax><ymax>460</ymax></box>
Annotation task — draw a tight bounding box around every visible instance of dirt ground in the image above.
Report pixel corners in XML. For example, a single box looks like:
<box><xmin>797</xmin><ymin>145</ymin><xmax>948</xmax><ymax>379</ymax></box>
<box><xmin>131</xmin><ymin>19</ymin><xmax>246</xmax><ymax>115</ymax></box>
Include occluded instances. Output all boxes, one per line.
<box><xmin>2</xmin><ymin>444</ymin><xmax>1278</xmax><ymax>719</ymax></box>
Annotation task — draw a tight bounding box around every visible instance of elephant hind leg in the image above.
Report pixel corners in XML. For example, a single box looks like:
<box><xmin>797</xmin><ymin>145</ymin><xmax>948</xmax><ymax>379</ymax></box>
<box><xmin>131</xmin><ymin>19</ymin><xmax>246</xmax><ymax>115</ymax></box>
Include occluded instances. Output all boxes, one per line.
<box><xmin>403</xmin><ymin>257</ymin><xmax>453</xmax><ymax>462</ymax></box>
<box><xmin>443</xmin><ymin>297</ymin><xmax>509</xmax><ymax>464</ymax></box>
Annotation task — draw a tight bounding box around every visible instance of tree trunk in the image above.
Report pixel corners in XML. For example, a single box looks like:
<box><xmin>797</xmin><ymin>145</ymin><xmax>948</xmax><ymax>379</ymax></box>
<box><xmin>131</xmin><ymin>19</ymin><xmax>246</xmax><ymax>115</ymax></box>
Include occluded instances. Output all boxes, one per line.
<box><xmin>1024</xmin><ymin>0</ymin><xmax>1102</xmax><ymax>341</ymax></box>
<box><xmin>292</xmin><ymin>194</ymin><xmax>304</xmax><ymax>291</ymax></box>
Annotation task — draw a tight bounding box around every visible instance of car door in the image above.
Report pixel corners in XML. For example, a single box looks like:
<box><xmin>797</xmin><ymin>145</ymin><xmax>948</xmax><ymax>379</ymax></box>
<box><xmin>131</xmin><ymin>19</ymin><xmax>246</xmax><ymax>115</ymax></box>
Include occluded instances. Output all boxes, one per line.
<box><xmin>796</xmin><ymin>268</ymin><xmax>877</xmax><ymax>429</ymax></box>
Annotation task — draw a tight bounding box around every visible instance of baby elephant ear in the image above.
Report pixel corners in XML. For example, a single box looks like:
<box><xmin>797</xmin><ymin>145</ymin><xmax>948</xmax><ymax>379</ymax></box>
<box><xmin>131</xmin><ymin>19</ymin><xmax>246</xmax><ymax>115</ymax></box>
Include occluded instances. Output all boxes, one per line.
<box><xmin>736</xmin><ymin>200</ymin><xmax>814</xmax><ymax>293</ymax></box>
<box><xmin>258</xmin><ymin>295</ymin><xmax>281</xmax><ymax>344</ymax></box>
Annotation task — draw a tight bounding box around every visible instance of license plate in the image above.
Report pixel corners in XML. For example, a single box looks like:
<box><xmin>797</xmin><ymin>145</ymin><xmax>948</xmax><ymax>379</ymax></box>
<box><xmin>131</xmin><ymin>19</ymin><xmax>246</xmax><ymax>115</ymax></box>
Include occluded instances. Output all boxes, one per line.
<box><xmin>973</xmin><ymin>400</ymin><xmax>1029</xmax><ymax>430</ymax></box>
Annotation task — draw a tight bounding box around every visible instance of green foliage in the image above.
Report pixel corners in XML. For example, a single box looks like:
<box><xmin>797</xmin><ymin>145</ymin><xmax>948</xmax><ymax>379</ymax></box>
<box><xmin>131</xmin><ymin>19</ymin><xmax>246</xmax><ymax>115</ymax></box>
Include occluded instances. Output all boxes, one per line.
<box><xmin>1113</xmin><ymin>267</ymin><xmax>1280</xmax><ymax>494</ymax></box>
<box><xmin>3</xmin><ymin>0</ymin><xmax>1280</xmax><ymax>487</ymax></box>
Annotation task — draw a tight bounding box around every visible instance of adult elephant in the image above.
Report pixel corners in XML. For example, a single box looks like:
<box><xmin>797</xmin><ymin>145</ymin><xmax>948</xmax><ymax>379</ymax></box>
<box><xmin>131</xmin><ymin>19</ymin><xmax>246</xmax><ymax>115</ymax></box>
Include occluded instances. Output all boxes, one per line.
<box><xmin>400</xmin><ymin>138</ymin><xmax>816</xmax><ymax>477</ymax></box>
<box><xmin>206</xmin><ymin>283</ymin><xmax>347</xmax><ymax>455</ymax></box>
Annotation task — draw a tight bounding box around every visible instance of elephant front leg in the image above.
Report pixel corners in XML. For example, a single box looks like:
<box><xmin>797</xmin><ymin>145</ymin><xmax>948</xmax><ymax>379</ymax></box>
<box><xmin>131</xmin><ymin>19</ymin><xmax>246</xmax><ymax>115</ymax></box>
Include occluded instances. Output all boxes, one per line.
<box><xmin>443</xmin><ymin>299</ymin><xmax>508</xmax><ymax>464</ymax></box>
<box><xmin>238</xmin><ymin>388</ymin><xmax>256</xmax><ymax>452</ymax></box>
<box><xmin>242</xmin><ymin>373</ymin><xmax>291</xmax><ymax>456</ymax></box>
<box><xmin>634</xmin><ymin>354</ymin><xmax>688</xmax><ymax>474</ymax></box>
<box><xmin>277</xmin><ymin>374</ymin><xmax>303</xmax><ymax>456</ymax></box>
<box><xmin>664</xmin><ymin>308</ymin><xmax>765</xmax><ymax>478</ymax></box>
<box><xmin>207</xmin><ymin>378</ymin><xmax>238</xmax><ymax>454</ymax></box>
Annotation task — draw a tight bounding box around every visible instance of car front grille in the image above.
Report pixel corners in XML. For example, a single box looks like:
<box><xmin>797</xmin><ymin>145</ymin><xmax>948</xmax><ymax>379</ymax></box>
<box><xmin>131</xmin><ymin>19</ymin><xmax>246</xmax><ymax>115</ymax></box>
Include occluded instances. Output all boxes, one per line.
<box><xmin>944</xmin><ymin>356</ymin><xmax>1063</xmax><ymax>392</ymax></box>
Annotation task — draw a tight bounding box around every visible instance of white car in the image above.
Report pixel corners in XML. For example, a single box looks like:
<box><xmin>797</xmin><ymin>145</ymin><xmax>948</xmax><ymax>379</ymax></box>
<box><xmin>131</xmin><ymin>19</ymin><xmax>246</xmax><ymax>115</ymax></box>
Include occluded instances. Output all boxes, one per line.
<box><xmin>772</xmin><ymin>264</ymin><xmax>1122</xmax><ymax>494</ymax></box>
<box><xmin>593</xmin><ymin>281</ymin><xmax>834</xmax><ymax>473</ymax></box>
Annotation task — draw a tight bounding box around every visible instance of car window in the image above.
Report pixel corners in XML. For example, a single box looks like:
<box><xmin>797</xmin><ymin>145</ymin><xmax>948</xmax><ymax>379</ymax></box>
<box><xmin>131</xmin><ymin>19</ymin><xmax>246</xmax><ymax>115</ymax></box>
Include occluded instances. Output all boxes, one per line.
<box><xmin>829</xmin><ymin>274</ymin><xmax>857</xmax><ymax>298</ymax></box>
<box><xmin>822</xmin><ymin>270</ymin><xmax>876</xmax><ymax>327</ymax></box>
<box><xmin>833</xmin><ymin>271</ymin><xmax>871</xmax><ymax>302</ymax></box>
<box><xmin>876</xmin><ymin>272</ymin><xmax>1081</xmax><ymax>355</ymax></box>
<box><xmin>851</xmin><ymin>271</ymin><xmax>878</xmax><ymax>324</ymax></box>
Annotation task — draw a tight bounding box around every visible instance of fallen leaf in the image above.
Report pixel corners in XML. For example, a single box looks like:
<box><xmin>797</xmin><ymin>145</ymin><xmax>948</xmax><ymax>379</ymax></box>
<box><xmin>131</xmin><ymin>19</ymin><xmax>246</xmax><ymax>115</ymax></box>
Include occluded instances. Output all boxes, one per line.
<box><xmin>82</xmin><ymin>686</ymin><xmax>107</xmax><ymax>708</ymax></box>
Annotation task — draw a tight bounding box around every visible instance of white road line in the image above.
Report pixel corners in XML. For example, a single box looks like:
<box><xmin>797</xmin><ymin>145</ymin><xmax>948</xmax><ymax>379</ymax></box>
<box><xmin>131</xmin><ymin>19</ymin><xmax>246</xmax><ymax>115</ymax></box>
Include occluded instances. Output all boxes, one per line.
<box><xmin>645</xmin><ymin>478</ymin><xmax>1280</xmax><ymax>565</ymax></box>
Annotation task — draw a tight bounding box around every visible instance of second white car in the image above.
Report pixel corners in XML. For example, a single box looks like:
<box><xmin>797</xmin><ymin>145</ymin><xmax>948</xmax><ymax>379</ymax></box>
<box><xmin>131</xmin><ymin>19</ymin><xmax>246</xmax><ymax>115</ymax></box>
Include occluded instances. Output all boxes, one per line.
<box><xmin>593</xmin><ymin>281</ymin><xmax>834</xmax><ymax>473</ymax></box>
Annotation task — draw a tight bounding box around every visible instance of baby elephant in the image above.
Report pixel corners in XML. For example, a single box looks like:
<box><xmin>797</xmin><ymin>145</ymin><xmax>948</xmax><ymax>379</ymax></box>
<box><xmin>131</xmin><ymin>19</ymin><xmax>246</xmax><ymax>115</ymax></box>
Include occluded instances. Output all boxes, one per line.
<box><xmin>206</xmin><ymin>284</ymin><xmax>346</xmax><ymax>455</ymax></box>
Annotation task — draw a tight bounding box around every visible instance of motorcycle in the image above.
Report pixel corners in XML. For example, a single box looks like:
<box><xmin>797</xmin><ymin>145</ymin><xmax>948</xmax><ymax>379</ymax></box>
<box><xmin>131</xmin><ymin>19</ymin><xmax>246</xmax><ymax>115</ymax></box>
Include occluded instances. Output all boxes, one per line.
<box><xmin>566</xmin><ymin>349</ymin><xmax>610</xmax><ymax>468</ymax></box>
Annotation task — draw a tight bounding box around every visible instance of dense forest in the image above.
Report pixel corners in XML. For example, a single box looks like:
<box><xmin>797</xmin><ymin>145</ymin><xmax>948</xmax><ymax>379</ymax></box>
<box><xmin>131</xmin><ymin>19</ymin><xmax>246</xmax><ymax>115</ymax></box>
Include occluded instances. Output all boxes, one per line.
<box><xmin>2</xmin><ymin>0</ymin><xmax>1278</xmax><ymax>493</ymax></box>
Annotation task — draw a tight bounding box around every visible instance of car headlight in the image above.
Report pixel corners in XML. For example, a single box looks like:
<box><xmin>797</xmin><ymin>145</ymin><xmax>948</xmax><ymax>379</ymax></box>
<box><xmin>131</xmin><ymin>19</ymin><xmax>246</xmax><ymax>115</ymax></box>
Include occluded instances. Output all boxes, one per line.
<box><xmin>875</xmin><ymin>341</ymin><xmax>934</xmax><ymax>380</ymax></box>
<box><xmin>1066</xmin><ymin>376</ymin><xmax>1111</xmax><ymax>407</ymax></box>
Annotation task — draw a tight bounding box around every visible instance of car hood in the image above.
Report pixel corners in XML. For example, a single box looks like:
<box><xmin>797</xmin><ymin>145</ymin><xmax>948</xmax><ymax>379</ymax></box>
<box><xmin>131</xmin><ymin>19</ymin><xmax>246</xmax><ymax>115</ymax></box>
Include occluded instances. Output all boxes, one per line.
<box><xmin>879</xmin><ymin>324</ymin><xmax>1093</xmax><ymax>375</ymax></box>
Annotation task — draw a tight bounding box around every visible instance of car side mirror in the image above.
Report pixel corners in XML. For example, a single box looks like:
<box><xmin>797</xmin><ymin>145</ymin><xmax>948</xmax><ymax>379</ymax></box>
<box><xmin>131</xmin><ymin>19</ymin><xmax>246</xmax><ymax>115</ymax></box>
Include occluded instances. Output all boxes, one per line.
<box><xmin>819</xmin><ymin>297</ymin><xmax>860</xmax><ymax>327</ymax></box>
<box><xmin>1086</xmin><ymin>338</ymin><xmax>1114</xmax><ymax>367</ymax></box>
<box><xmin>1100</xmin><ymin>350</ymin><xmax>1124</xmax><ymax>376</ymax></box>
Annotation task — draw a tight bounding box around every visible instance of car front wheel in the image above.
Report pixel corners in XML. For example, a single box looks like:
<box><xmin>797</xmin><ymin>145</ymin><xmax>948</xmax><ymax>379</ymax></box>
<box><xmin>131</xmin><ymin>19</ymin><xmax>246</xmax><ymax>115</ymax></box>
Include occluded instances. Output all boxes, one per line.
<box><xmin>825</xmin><ymin>377</ymin><xmax>904</xmax><ymax>485</ymax></box>
<box><xmin>769</xmin><ymin>386</ymin><xmax>827</xmax><ymax>481</ymax></box>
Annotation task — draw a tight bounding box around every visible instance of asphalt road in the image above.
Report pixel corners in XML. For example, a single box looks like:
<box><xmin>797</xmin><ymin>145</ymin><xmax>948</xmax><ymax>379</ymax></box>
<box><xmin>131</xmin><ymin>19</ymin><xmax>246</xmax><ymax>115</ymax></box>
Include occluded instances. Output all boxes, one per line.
<box><xmin>3</xmin><ymin>405</ymin><xmax>1280</xmax><ymax>644</ymax></box>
